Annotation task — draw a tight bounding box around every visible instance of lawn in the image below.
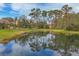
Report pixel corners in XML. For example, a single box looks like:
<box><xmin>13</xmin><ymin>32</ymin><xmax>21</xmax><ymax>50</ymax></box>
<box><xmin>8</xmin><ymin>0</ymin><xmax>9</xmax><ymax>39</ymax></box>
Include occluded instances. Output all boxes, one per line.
<box><xmin>0</xmin><ymin>29</ymin><xmax>21</xmax><ymax>40</ymax></box>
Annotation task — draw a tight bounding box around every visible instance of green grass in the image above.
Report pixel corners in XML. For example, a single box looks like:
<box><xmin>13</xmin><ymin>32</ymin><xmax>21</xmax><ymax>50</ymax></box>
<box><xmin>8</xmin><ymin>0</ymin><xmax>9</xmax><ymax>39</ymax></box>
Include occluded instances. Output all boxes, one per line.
<box><xmin>0</xmin><ymin>28</ymin><xmax>79</xmax><ymax>41</ymax></box>
<box><xmin>0</xmin><ymin>29</ymin><xmax>21</xmax><ymax>40</ymax></box>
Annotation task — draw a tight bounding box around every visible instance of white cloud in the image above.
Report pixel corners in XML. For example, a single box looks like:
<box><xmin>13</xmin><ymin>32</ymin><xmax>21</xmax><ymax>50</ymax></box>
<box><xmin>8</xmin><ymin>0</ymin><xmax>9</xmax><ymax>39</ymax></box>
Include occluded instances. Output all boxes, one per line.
<box><xmin>11</xmin><ymin>3</ymin><xmax>37</xmax><ymax>11</ymax></box>
<box><xmin>10</xmin><ymin>43</ymin><xmax>32</xmax><ymax>56</ymax></box>
<box><xmin>73</xmin><ymin>7</ymin><xmax>79</xmax><ymax>13</ymax></box>
<box><xmin>10</xmin><ymin>3</ymin><xmax>79</xmax><ymax>16</ymax></box>
<box><xmin>67</xmin><ymin>3</ymin><xmax>79</xmax><ymax>13</ymax></box>
<box><xmin>0</xmin><ymin>3</ymin><xmax>5</xmax><ymax>7</ymax></box>
<box><xmin>75</xmin><ymin>7</ymin><xmax>79</xmax><ymax>10</ymax></box>
<box><xmin>0</xmin><ymin>3</ymin><xmax>5</xmax><ymax>11</ymax></box>
<box><xmin>11</xmin><ymin>3</ymin><xmax>23</xmax><ymax>11</ymax></box>
<box><xmin>11</xmin><ymin>3</ymin><xmax>37</xmax><ymax>15</ymax></box>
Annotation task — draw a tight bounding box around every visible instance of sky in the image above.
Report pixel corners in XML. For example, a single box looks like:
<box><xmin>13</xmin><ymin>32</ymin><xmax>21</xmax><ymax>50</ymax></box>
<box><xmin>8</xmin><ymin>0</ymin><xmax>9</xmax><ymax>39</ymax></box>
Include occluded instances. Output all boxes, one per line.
<box><xmin>0</xmin><ymin>3</ymin><xmax>79</xmax><ymax>18</ymax></box>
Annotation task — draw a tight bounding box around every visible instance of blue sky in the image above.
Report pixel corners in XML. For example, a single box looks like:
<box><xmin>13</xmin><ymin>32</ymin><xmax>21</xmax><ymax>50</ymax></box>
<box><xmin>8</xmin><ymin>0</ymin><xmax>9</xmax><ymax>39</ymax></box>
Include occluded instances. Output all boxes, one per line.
<box><xmin>0</xmin><ymin>3</ymin><xmax>79</xmax><ymax>18</ymax></box>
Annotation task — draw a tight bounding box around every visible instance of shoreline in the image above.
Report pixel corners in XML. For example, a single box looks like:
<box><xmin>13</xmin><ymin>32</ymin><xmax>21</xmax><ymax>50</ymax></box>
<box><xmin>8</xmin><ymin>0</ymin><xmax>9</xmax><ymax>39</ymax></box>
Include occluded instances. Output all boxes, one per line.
<box><xmin>0</xmin><ymin>29</ymin><xmax>79</xmax><ymax>43</ymax></box>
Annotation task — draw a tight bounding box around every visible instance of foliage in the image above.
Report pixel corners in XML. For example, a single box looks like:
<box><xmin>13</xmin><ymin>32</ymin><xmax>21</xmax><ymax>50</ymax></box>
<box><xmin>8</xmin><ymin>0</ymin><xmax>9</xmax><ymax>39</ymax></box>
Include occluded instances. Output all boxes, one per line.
<box><xmin>0</xmin><ymin>4</ymin><xmax>79</xmax><ymax>31</ymax></box>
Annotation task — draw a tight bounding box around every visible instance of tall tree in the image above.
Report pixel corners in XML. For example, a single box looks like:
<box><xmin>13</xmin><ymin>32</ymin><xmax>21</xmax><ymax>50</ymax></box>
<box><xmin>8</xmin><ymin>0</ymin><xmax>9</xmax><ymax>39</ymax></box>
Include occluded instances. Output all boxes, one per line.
<box><xmin>41</xmin><ymin>10</ymin><xmax>48</xmax><ymax>28</ymax></box>
<box><xmin>62</xmin><ymin>4</ymin><xmax>72</xmax><ymax>29</ymax></box>
<box><xmin>29</xmin><ymin>8</ymin><xmax>41</xmax><ymax>23</ymax></box>
<box><xmin>29</xmin><ymin>8</ymin><xmax>42</xmax><ymax>28</ymax></box>
<box><xmin>47</xmin><ymin>10</ymin><xmax>54</xmax><ymax>29</ymax></box>
<box><xmin>53</xmin><ymin>10</ymin><xmax>63</xmax><ymax>28</ymax></box>
<box><xmin>42</xmin><ymin>10</ymin><xmax>47</xmax><ymax>21</ymax></box>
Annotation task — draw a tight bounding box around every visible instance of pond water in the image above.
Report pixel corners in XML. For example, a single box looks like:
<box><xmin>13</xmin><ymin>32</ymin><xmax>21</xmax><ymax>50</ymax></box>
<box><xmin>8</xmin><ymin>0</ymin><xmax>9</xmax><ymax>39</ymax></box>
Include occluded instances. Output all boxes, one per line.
<box><xmin>0</xmin><ymin>32</ymin><xmax>79</xmax><ymax>56</ymax></box>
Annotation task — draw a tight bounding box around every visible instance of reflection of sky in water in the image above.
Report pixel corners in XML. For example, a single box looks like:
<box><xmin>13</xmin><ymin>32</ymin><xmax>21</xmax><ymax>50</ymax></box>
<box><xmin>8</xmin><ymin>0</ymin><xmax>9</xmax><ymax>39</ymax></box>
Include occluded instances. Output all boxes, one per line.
<box><xmin>0</xmin><ymin>33</ymin><xmax>79</xmax><ymax>56</ymax></box>
<box><xmin>0</xmin><ymin>33</ymin><xmax>56</xmax><ymax>56</ymax></box>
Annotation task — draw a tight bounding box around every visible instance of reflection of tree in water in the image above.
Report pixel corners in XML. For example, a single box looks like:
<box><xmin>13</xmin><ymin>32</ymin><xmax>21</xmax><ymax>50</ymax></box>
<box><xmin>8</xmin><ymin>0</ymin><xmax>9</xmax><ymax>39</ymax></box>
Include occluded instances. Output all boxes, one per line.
<box><xmin>49</xmin><ymin>34</ymin><xmax>79</xmax><ymax>56</ymax></box>
<box><xmin>15</xmin><ymin>34</ymin><xmax>30</xmax><ymax>46</ymax></box>
<box><xmin>29</xmin><ymin>36</ymin><xmax>47</xmax><ymax>51</ymax></box>
<box><xmin>28</xmin><ymin>32</ymin><xmax>53</xmax><ymax>52</ymax></box>
<box><xmin>14</xmin><ymin>32</ymin><xmax>79</xmax><ymax>55</ymax></box>
<box><xmin>14</xmin><ymin>32</ymin><xmax>54</xmax><ymax>52</ymax></box>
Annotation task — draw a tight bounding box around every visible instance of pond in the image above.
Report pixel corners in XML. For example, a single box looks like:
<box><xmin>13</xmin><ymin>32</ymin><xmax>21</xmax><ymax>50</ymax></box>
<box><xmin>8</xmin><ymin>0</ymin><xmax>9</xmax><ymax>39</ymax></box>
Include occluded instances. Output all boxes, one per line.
<box><xmin>0</xmin><ymin>32</ymin><xmax>79</xmax><ymax>56</ymax></box>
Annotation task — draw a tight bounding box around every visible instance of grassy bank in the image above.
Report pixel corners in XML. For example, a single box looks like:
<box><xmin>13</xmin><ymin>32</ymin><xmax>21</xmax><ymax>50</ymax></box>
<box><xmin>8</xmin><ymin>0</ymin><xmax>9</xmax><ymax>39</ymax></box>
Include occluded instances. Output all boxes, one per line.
<box><xmin>0</xmin><ymin>29</ymin><xmax>22</xmax><ymax>40</ymax></box>
<box><xmin>0</xmin><ymin>28</ymin><xmax>79</xmax><ymax>42</ymax></box>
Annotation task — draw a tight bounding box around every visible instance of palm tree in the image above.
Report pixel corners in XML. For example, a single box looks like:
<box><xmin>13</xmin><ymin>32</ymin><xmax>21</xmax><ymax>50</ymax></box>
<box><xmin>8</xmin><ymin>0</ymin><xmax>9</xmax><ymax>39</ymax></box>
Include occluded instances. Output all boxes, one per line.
<box><xmin>62</xmin><ymin>4</ymin><xmax>72</xmax><ymax>29</ymax></box>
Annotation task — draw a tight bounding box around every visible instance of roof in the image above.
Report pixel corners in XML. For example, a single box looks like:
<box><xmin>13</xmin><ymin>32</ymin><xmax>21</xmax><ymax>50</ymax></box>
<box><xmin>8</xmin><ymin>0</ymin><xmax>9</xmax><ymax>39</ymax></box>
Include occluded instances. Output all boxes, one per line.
<box><xmin>0</xmin><ymin>19</ymin><xmax>15</xmax><ymax>24</ymax></box>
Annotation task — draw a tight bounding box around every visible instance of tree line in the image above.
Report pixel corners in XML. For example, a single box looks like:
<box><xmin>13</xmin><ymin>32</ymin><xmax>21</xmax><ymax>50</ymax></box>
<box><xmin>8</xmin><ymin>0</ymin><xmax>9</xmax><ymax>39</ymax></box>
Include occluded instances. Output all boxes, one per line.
<box><xmin>0</xmin><ymin>4</ymin><xmax>79</xmax><ymax>31</ymax></box>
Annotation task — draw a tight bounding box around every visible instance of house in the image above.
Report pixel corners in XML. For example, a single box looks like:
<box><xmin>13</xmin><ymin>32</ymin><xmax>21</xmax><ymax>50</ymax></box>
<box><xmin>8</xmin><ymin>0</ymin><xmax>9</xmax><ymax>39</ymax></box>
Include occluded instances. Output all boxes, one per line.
<box><xmin>0</xmin><ymin>18</ymin><xmax>16</xmax><ymax>29</ymax></box>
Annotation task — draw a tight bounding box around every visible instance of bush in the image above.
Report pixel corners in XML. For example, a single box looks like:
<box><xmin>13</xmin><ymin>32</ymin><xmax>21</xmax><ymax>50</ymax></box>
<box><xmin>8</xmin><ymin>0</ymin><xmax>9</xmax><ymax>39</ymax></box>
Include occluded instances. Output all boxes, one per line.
<box><xmin>66</xmin><ymin>24</ymin><xmax>79</xmax><ymax>31</ymax></box>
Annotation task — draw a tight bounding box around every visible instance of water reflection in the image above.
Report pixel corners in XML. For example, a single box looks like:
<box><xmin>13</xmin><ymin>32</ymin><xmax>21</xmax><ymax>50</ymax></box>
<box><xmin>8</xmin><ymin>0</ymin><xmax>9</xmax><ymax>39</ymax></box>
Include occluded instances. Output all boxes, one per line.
<box><xmin>0</xmin><ymin>32</ymin><xmax>55</xmax><ymax>56</ymax></box>
<box><xmin>0</xmin><ymin>32</ymin><xmax>79</xmax><ymax>56</ymax></box>
<box><xmin>49</xmin><ymin>34</ymin><xmax>79</xmax><ymax>56</ymax></box>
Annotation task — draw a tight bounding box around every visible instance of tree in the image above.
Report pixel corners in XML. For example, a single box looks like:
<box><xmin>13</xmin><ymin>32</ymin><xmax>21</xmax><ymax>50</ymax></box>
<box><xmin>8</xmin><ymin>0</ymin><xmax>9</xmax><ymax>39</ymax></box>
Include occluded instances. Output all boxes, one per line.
<box><xmin>42</xmin><ymin>10</ymin><xmax>47</xmax><ymax>21</ymax></box>
<box><xmin>62</xmin><ymin>4</ymin><xmax>72</xmax><ymax>29</ymax></box>
<box><xmin>47</xmin><ymin>10</ymin><xmax>63</xmax><ymax>29</ymax></box>
<box><xmin>52</xmin><ymin>10</ymin><xmax>63</xmax><ymax>28</ymax></box>
<box><xmin>18</xmin><ymin>15</ymin><xmax>31</xmax><ymax>28</ymax></box>
<box><xmin>29</xmin><ymin>8</ymin><xmax>41</xmax><ymax>23</ymax></box>
<box><xmin>29</xmin><ymin>8</ymin><xmax>42</xmax><ymax>28</ymax></box>
<box><xmin>47</xmin><ymin>10</ymin><xmax>54</xmax><ymax>29</ymax></box>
